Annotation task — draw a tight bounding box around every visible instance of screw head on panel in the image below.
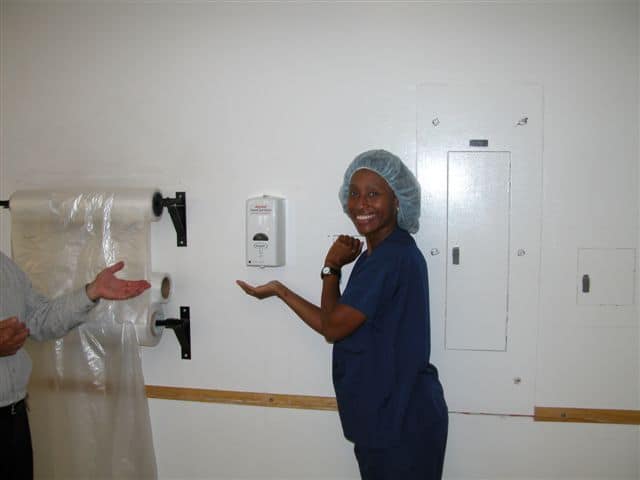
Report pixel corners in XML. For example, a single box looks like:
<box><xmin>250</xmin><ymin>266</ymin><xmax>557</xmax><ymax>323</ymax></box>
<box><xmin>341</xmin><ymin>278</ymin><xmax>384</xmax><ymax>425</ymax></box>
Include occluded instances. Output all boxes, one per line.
<box><xmin>432</xmin><ymin>118</ymin><xmax>440</xmax><ymax>127</ymax></box>
<box><xmin>517</xmin><ymin>249</ymin><xmax>526</xmax><ymax>256</ymax></box>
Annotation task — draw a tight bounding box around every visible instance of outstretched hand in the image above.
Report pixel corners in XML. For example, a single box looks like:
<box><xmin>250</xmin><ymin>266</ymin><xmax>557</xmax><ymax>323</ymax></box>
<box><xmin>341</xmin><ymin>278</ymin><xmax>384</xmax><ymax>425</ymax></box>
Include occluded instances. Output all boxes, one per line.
<box><xmin>85</xmin><ymin>261</ymin><xmax>151</xmax><ymax>302</ymax></box>
<box><xmin>0</xmin><ymin>317</ymin><xmax>29</xmax><ymax>356</ymax></box>
<box><xmin>236</xmin><ymin>280</ymin><xmax>284</xmax><ymax>300</ymax></box>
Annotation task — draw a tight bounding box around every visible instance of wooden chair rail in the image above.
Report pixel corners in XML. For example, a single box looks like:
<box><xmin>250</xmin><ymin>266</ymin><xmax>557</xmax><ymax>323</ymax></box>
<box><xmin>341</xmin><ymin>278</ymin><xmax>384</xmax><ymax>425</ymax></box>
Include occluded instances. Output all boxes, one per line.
<box><xmin>145</xmin><ymin>385</ymin><xmax>640</xmax><ymax>425</ymax></box>
<box><xmin>29</xmin><ymin>380</ymin><xmax>640</xmax><ymax>425</ymax></box>
<box><xmin>534</xmin><ymin>406</ymin><xmax>640</xmax><ymax>425</ymax></box>
<box><xmin>145</xmin><ymin>385</ymin><xmax>338</xmax><ymax>411</ymax></box>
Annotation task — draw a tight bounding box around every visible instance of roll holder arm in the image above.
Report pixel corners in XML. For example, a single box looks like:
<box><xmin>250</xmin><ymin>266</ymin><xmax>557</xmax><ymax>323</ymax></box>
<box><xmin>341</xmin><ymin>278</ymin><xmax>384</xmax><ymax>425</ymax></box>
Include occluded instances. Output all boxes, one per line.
<box><xmin>153</xmin><ymin>192</ymin><xmax>187</xmax><ymax>247</ymax></box>
<box><xmin>156</xmin><ymin>306</ymin><xmax>191</xmax><ymax>360</ymax></box>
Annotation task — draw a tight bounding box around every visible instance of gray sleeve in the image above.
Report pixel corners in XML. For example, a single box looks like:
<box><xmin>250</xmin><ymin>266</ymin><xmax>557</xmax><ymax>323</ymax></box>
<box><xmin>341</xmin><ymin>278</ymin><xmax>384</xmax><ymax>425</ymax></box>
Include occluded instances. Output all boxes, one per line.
<box><xmin>22</xmin><ymin>272</ymin><xmax>98</xmax><ymax>341</ymax></box>
<box><xmin>1</xmin><ymin>251</ymin><xmax>97</xmax><ymax>341</ymax></box>
<box><xmin>11</xmin><ymin>264</ymin><xmax>96</xmax><ymax>340</ymax></box>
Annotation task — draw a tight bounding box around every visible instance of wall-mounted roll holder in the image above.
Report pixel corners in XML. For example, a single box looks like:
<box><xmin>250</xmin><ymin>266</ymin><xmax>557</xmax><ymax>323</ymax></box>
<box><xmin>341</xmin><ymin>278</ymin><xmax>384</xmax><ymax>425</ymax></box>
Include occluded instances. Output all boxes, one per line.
<box><xmin>153</xmin><ymin>192</ymin><xmax>187</xmax><ymax>247</ymax></box>
<box><xmin>3</xmin><ymin>191</ymin><xmax>191</xmax><ymax>357</ymax></box>
<box><xmin>156</xmin><ymin>306</ymin><xmax>191</xmax><ymax>360</ymax></box>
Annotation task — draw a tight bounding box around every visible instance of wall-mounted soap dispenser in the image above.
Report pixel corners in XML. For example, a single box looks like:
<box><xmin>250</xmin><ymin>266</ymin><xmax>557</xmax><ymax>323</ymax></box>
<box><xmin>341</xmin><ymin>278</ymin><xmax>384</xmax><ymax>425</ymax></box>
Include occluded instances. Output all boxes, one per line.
<box><xmin>246</xmin><ymin>195</ymin><xmax>285</xmax><ymax>267</ymax></box>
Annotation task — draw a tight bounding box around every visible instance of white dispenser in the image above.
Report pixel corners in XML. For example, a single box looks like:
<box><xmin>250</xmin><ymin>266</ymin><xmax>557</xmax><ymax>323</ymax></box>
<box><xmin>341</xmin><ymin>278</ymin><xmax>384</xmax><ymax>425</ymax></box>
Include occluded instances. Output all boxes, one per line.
<box><xmin>246</xmin><ymin>195</ymin><xmax>285</xmax><ymax>267</ymax></box>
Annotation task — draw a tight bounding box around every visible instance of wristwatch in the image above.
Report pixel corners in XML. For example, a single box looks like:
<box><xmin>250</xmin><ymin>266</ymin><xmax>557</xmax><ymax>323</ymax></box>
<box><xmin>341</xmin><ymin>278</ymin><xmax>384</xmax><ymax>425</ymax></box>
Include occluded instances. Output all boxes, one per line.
<box><xmin>321</xmin><ymin>265</ymin><xmax>341</xmax><ymax>280</ymax></box>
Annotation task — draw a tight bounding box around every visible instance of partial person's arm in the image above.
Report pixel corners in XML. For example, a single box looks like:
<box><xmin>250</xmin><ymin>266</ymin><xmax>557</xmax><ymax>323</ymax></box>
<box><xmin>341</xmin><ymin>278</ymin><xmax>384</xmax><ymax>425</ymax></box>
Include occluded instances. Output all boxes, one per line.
<box><xmin>237</xmin><ymin>235</ymin><xmax>367</xmax><ymax>342</ymax></box>
<box><xmin>25</xmin><ymin>261</ymin><xmax>150</xmax><ymax>341</ymax></box>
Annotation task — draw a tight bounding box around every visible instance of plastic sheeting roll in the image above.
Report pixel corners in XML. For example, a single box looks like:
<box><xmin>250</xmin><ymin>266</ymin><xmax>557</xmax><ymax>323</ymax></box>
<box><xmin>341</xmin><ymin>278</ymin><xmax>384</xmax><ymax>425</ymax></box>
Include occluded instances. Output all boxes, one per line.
<box><xmin>149</xmin><ymin>272</ymin><xmax>172</xmax><ymax>304</ymax></box>
<box><xmin>10</xmin><ymin>188</ymin><xmax>161</xmax><ymax>479</ymax></box>
<box><xmin>141</xmin><ymin>302</ymin><xmax>165</xmax><ymax>348</ymax></box>
<box><xmin>10</xmin><ymin>188</ymin><xmax>167</xmax><ymax>347</ymax></box>
<box><xmin>137</xmin><ymin>272</ymin><xmax>172</xmax><ymax>347</ymax></box>
<box><xmin>9</xmin><ymin>189</ymin><xmax>161</xmax><ymax>225</ymax></box>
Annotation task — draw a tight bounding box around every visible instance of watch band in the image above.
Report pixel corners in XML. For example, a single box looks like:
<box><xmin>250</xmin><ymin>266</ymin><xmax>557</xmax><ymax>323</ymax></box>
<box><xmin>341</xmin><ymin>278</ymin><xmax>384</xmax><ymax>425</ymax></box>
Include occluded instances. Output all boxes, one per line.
<box><xmin>321</xmin><ymin>266</ymin><xmax>341</xmax><ymax>280</ymax></box>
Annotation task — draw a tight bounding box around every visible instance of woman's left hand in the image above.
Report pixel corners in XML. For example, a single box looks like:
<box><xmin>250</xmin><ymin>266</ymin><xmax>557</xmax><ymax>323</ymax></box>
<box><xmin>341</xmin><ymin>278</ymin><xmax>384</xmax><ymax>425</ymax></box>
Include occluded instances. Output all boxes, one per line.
<box><xmin>325</xmin><ymin>235</ymin><xmax>363</xmax><ymax>268</ymax></box>
<box><xmin>236</xmin><ymin>280</ymin><xmax>284</xmax><ymax>299</ymax></box>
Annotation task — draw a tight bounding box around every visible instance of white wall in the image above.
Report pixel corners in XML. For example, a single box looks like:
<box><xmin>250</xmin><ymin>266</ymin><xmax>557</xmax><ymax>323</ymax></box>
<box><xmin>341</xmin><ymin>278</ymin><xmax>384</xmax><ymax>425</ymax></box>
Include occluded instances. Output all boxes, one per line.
<box><xmin>637</xmin><ymin>0</ymin><xmax>640</xmax><ymax>466</ymax></box>
<box><xmin>1</xmin><ymin>1</ymin><xmax>639</xmax><ymax>479</ymax></box>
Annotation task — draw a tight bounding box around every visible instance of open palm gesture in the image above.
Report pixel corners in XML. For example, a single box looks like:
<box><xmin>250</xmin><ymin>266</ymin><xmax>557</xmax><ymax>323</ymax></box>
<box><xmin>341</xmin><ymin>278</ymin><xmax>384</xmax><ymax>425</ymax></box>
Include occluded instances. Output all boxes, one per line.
<box><xmin>85</xmin><ymin>261</ymin><xmax>151</xmax><ymax>301</ymax></box>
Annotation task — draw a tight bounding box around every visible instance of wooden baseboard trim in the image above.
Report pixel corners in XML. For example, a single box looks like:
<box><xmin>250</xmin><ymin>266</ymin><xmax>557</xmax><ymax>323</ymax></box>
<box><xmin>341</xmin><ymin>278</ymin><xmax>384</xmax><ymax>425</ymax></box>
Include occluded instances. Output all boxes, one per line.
<box><xmin>534</xmin><ymin>406</ymin><xmax>640</xmax><ymax>425</ymax></box>
<box><xmin>145</xmin><ymin>385</ymin><xmax>338</xmax><ymax>411</ymax></box>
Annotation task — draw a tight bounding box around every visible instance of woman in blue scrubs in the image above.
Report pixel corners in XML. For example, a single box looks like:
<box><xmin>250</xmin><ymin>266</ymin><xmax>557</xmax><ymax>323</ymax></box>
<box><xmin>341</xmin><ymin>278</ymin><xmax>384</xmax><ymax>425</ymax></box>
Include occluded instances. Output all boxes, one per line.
<box><xmin>237</xmin><ymin>149</ymin><xmax>448</xmax><ymax>479</ymax></box>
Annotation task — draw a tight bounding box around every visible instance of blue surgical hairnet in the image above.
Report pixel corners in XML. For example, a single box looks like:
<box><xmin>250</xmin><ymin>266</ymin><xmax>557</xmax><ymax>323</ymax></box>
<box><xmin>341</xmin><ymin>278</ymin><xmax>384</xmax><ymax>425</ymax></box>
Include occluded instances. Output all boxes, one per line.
<box><xmin>339</xmin><ymin>149</ymin><xmax>421</xmax><ymax>234</ymax></box>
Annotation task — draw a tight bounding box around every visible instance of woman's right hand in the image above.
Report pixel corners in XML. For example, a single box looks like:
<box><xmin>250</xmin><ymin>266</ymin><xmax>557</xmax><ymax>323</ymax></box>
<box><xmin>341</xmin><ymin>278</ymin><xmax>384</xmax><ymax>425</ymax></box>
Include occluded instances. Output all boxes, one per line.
<box><xmin>325</xmin><ymin>235</ymin><xmax>363</xmax><ymax>269</ymax></box>
<box><xmin>236</xmin><ymin>280</ymin><xmax>284</xmax><ymax>300</ymax></box>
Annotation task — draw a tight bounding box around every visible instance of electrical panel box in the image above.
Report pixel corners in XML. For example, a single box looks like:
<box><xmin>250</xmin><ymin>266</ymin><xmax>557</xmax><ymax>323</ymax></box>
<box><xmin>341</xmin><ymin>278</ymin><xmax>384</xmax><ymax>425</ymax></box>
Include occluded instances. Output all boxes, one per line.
<box><xmin>246</xmin><ymin>195</ymin><xmax>285</xmax><ymax>267</ymax></box>
<box><xmin>417</xmin><ymin>83</ymin><xmax>543</xmax><ymax>415</ymax></box>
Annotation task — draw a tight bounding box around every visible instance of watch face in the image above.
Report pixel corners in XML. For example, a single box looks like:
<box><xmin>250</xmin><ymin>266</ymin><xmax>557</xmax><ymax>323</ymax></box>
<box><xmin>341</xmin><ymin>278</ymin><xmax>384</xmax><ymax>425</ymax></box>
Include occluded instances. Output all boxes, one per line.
<box><xmin>321</xmin><ymin>266</ymin><xmax>340</xmax><ymax>279</ymax></box>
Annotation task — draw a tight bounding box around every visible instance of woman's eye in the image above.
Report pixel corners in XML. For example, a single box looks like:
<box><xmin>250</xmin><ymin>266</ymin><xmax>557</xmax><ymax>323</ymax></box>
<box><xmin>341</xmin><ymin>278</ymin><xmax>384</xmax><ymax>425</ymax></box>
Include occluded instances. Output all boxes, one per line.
<box><xmin>349</xmin><ymin>191</ymin><xmax>358</xmax><ymax>197</ymax></box>
<box><xmin>367</xmin><ymin>191</ymin><xmax>379</xmax><ymax>197</ymax></box>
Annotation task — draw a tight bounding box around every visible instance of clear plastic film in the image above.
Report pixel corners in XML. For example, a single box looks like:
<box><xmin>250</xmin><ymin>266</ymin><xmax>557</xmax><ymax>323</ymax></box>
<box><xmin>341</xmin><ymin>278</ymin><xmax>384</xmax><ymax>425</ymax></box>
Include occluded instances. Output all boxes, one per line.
<box><xmin>10</xmin><ymin>189</ymin><xmax>160</xmax><ymax>479</ymax></box>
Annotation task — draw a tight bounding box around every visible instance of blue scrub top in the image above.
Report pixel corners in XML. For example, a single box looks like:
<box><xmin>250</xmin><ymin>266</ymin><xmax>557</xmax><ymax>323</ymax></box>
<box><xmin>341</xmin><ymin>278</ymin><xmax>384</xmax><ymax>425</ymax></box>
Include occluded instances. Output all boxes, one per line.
<box><xmin>333</xmin><ymin>227</ymin><xmax>444</xmax><ymax>448</ymax></box>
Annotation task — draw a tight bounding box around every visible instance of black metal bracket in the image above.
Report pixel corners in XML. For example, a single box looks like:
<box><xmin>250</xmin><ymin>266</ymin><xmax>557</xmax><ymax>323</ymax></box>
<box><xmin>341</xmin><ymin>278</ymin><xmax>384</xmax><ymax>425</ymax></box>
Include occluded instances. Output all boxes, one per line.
<box><xmin>0</xmin><ymin>200</ymin><xmax>9</xmax><ymax>209</ymax></box>
<box><xmin>153</xmin><ymin>191</ymin><xmax>187</xmax><ymax>247</ymax></box>
<box><xmin>156</xmin><ymin>306</ymin><xmax>191</xmax><ymax>360</ymax></box>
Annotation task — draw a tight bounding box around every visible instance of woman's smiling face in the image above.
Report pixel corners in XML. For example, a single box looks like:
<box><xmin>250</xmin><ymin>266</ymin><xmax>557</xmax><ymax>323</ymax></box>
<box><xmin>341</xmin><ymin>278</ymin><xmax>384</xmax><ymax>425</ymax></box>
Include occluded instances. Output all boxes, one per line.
<box><xmin>347</xmin><ymin>168</ymin><xmax>399</xmax><ymax>250</ymax></box>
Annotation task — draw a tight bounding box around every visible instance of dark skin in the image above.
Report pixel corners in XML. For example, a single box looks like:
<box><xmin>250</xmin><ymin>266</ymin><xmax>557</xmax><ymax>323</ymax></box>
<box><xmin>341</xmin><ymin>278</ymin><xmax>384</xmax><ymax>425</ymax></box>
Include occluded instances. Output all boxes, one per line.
<box><xmin>237</xmin><ymin>168</ymin><xmax>399</xmax><ymax>342</ymax></box>
<box><xmin>0</xmin><ymin>261</ymin><xmax>150</xmax><ymax>357</ymax></box>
